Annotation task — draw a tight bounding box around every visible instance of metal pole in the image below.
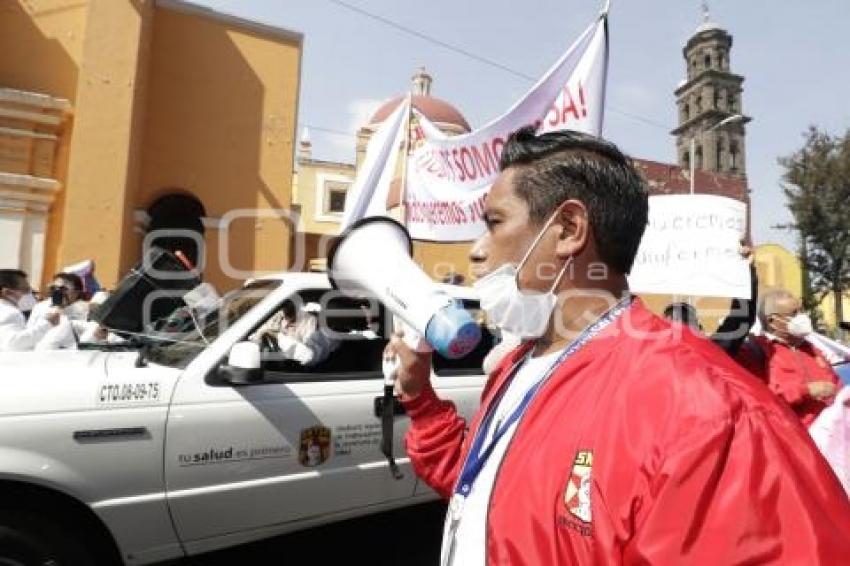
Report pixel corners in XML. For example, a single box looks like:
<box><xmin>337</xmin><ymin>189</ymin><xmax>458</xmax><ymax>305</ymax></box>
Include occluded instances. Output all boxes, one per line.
<box><xmin>398</xmin><ymin>94</ymin><xmax>413</xmax><ymax>227</ymax></box>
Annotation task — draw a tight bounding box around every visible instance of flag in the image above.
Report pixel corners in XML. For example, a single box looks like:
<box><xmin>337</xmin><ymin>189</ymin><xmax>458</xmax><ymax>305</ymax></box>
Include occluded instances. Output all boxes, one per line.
<box><xmin>340</xmin><ymin>96</ymin><xmax>411</xmax><ymax>231</ymax></box>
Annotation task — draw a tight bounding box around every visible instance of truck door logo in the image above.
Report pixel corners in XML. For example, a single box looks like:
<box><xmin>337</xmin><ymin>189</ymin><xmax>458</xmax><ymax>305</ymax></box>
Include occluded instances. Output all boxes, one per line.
<box><xmin>299</xmin><ymin>426</ymin><xmax>331</xmax><ymax>467</ymax></box>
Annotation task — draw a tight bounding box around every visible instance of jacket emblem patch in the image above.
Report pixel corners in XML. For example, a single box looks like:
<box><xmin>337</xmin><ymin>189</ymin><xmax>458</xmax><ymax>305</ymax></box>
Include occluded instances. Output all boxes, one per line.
<box><xmin>564</xmin><ymin>450</ymin><xmax>593</xmax><ymax>524</ymax></box>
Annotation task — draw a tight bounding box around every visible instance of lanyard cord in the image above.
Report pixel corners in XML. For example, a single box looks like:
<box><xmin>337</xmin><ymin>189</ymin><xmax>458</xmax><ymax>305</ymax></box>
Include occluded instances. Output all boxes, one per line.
<box><xmin>454</xmin><ymin>297</ymin><xmax>632</xmax><ymax>497</ymax></box>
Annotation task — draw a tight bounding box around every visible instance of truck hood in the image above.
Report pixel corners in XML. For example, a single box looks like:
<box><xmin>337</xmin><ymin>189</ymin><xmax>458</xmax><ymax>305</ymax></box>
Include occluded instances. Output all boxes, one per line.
<box><xmin>0</xmin><ymin>350</ymin><xmax>175</xmax><ymax>416</ymax></box>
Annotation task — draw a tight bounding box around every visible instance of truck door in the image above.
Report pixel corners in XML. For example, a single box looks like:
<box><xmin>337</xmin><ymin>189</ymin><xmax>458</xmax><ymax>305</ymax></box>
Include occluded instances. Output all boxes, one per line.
<box><xmin>163</xmin><ymin>288</ymin><xmax>417</xmax><ymax>546</ymax></box>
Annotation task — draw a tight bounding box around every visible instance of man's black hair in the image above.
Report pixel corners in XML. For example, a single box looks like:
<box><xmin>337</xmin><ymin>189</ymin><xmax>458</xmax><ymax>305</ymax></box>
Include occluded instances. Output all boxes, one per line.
<box><xmin>663</xmin><ymin>302</ymin><xmax>700</xmax><ymax>329</ymax></box>
<box><xmin>281</xmin><ymin>300</ymin><xmax>297</xmax><ymax>320</ymax></box>
<box><xmin>0</xmin><ymin>269</ymin><xmax>27</xmax><ymax>292</ymax></box>
<box><xmin>53</xmin><ymin>272</ymin><xmax>83</xmax><ymax>292</ymax></box>
<box><xmin>499</xmin><ymin>126</ymin><xmax>649</xmax><ymax>273</ymax></box>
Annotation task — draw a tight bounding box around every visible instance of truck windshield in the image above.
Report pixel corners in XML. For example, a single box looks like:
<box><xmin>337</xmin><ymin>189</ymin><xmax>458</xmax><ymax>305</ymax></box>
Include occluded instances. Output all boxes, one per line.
<box><xmin>144</xmin><ymin>279</ymin><xmax>281</xmax><ymax>368</ymax></box>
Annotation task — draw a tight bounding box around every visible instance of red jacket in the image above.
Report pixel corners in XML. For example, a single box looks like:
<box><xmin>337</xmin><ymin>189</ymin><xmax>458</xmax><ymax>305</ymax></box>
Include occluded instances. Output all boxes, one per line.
<box><xmin>737</xmin><ymin>334</ymin><xmax>841</xmax><ymax>426</ymax></box>
<box><xmin>403</xmin><ymin>300</ymin><xmax>850</xmax><ymax>565</ymax></box>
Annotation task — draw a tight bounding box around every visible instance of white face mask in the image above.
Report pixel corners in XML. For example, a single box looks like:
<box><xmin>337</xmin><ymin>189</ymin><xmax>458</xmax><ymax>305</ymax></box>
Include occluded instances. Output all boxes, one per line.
<box><xmin>787</xmin><ymin>313</ymin><xmax>813</xmax><ymax>338</ymax></box>
<box><xmin>16</xmin><ymin>292</ymin><xmax>37</xmax><ymax>312</ymax></box>
<box><xmin>473</xmin><ymin>213</ymin><xmax>571</xmax><ymax>339</ymax></box>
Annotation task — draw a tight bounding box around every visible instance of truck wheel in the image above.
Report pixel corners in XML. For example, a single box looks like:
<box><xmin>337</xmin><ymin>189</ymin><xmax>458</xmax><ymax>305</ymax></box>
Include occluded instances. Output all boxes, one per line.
<box><xmin>0</xmin><ymin>510</ymin><xmax>94</xmax><ymax>566</ymax></box>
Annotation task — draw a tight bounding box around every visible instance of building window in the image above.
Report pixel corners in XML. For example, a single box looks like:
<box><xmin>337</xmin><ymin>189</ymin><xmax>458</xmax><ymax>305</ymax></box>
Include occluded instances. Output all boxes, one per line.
<box><xmin>682</xmin><ymin>151</ymin><xmax>690</xmax><ymax>170</ymax></box>
<box><xmin>730</xmin><ymin>142</ymin><xmax>739</xmax><ymax>171</ymax></box>
<box><xmin>323</xmin><ymin>180</ymin><xmax>350</xmax><ymax>215</ymax></box>
<box><xmin>727</xmin><ymin>91</ymin><xmax>736</xmax><ymax>112</ymax></box>
<box><xmin>683</xmin><ymin>103</ymin><xmax>690</xmax><ymax>121</ymax></box>
<box><xmin>315</xmin><ymin>174</ymin><xmax>354</xmax><ymax>222</ymax></box>
<box><xmin>328</xmin><ymin>186</ymin><xmax>346</xmax><ymax>213</ymax></box>
<box><xmin>704</xmin><ymin>53</ymin><xmax>712</xmax><ymax>69</ymax></box>
<box><xmin>696</xmin><ymin>95</ymin><xmax>703</xmax><ymax>113</ymax></box>
<box><xmin>695</xmin><ymin>145</ymin><xmax>704</xmax><ymax>170</ymax></box>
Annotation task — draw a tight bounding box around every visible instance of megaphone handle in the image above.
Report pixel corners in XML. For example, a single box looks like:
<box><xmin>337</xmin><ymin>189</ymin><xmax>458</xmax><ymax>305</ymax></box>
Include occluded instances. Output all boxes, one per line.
<box><xmin>380</xmin><ymin>362</ymin><xmax>404</xmax><ymax>480</ymax></box>
<box><xmin>383</xmin><ymin>356</ymin><xmax>399</xmax><ymax>386</ymax></box>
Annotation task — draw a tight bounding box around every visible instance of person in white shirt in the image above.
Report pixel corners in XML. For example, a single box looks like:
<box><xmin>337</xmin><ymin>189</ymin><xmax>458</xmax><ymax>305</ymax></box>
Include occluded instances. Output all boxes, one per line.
<box><xmin>77</xmin><ymin>290</ymin><xmax>115</xmax><ymax>343</ymax></box>
<box><xmin>253</xmin><ymin>301</ymin><xmax>340</xmax><ymax>367</ymax></box>
<box><xmin>28</xmin><ymin>272</ymin><xmax>89</xmax><ymax>350</ymax></box>
<box><xmin>0</xmin><ymin>269</ymin><xmax>59</xmax><ymax>351</ymax></box>
<box><xmin>276</xmin><ymin>302</ymin><xmax>340</xmax><ymax>366</ymax></box>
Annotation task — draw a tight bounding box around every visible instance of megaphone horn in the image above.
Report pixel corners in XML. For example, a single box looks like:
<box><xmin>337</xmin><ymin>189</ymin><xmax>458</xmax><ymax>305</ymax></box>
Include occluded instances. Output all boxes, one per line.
<box><xmin>328</xmin><ymin>217</ymin><xmax>480</xmax><ymax>359</ymax></box>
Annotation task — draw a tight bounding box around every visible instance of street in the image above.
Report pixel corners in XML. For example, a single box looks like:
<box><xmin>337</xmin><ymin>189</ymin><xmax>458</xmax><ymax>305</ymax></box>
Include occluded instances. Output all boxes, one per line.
<box><xmin>173</xmin><ymin>501</ymin><xmax>447</xmax><ymax>565</ymax></box>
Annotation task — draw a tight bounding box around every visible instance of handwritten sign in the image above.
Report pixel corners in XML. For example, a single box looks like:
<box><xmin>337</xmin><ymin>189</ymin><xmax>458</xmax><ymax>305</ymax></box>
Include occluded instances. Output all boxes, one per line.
<box><xmin>628</xmin><ymin>195</ymin><xmax>750</xmax><ymax>299</ymax></box>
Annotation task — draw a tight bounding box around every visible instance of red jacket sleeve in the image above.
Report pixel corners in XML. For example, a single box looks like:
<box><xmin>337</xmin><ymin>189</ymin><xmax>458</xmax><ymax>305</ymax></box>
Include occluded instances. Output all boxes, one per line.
<box><xmin>624</xmin><ymin>408</ymin><xmax>850</xmax><ymax>563</ymax></box>
<box><xmin>402</xmin><ymin>343</ymin><xmax>531</xmax><ymax>500</ymax></box>
<box><xmin>402</xmin><ymin>383</ymin><xmax>468</xmax><ymax>499</ymax></box>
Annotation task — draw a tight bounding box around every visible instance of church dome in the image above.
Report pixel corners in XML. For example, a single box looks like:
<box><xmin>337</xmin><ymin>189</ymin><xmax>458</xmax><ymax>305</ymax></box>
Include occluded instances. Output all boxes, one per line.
<box><xmin>369</xmin><ymin>95</ymin><xmax>471</xmax><ymax>132</ymax></box>
<box><xmin>693</xmin><ymin>3</ymin><xmax>723</xmax><ymax>35</ymax></box>
<box><xmin>694</xmin><ymin>19</ymin><xmax>721</xmax><ymax>34</ymax></box>
<box><xmin>367</xmin><ymin>67</ymin><xmax>471</xmax><ymax>133</ymax></box>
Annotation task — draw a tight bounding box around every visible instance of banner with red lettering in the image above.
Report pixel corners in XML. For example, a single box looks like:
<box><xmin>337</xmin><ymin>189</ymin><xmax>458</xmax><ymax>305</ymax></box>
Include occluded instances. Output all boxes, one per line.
<box><xmin>403</xmin><ymin>15</ymin><xmax>608</xmax><ymax>241</ymax></box>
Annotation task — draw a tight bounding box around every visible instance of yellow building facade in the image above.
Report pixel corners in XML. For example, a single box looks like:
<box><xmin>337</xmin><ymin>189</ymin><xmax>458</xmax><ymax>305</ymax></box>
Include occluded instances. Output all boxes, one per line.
<box><xmin>755</xmin><ymin>242</ymin><xmax>849</xmax><ymax>330</ymax></box>
<box><xmin>1</xmin><ymin>0</ymin><xmax>303</xmax><ymax>292</ymax></box>
<box><xmin>754</xmin><ymin>243</ymin><xmax>803</xmax><ymax>298</ymax></box>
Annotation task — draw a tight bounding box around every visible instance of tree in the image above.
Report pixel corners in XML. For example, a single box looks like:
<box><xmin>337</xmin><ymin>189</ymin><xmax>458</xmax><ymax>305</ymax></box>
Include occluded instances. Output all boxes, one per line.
<box><xmin>780</xmin><ymin>126</ymin><xmax>850</xmax><ymax>334</ymax></box>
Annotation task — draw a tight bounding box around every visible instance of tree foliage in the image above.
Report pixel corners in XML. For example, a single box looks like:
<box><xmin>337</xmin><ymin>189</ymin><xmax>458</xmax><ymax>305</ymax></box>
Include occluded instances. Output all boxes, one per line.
<box><xmin>780</xmin><ymin>126</ymin><xmax>850</xmax><ymax>328</ymax></box>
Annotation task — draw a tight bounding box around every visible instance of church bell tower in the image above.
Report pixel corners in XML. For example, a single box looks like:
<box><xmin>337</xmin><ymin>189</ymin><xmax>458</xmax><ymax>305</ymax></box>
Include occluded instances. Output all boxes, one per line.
<box><xmin>671</xmin><ymin>4</ymin><xmax>751</xmax><ymax>177</ymax></box>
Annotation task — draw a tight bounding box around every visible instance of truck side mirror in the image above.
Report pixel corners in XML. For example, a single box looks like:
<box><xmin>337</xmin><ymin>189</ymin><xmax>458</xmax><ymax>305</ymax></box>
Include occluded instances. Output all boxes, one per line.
<box><xmin>218</xmin><ymin>341</ymin><xmax>264</xmax><ymax>385</ymax></box>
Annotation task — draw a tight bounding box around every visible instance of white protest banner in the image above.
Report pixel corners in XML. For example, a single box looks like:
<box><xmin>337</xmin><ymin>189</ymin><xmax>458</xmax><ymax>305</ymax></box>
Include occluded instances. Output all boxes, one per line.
<box><xmin>341</xmin><ymin>97</ymin><xmax>410</xmax><ymax>230</ymax></box>
<box><xmin>403</xmin><ymin>14</ymin><xmax>609</xmax><ymax>241</ymax></box>
<box><xmin>628</xmin><ymin>194</ymin><xmax>750</xmax><ymax>299</ymax></box>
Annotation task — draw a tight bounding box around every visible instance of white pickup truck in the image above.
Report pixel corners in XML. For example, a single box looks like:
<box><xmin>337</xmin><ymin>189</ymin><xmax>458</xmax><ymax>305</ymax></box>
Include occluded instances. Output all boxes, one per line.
<box><xmin>0</xmin><ymin>272</ymin><xmax>491</xmax><ymax>565</ymax></box>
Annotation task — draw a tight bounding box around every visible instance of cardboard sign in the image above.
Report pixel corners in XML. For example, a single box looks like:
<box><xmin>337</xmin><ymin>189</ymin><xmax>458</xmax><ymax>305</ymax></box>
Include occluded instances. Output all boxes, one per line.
<box><xmin>628</xmin><ymin>195</ymin><xmax>750</xmax><ymax>299</ymax></box>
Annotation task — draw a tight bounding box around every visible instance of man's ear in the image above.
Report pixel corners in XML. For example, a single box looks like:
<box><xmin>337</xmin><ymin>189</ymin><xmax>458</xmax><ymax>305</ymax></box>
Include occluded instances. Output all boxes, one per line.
<box><xmin>553</xmin><ymin>200</ymin><xmax>589</xmax><ymax>258</ymax></box>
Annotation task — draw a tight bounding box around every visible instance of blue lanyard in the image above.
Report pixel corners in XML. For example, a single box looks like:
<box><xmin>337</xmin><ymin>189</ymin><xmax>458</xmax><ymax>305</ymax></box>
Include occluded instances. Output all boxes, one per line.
<box><xmin>454</xmin><ymin>297</ymin><xmax>632</xmax><ymax>498</ymax></box>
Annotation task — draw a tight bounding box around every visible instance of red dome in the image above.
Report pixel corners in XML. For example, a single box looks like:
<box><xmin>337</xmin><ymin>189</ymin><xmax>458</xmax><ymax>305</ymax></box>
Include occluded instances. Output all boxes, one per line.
<box><xmin>369</xmin><ymin>94</ymin><xmax>471</xmax><ymax>132</ymax></box>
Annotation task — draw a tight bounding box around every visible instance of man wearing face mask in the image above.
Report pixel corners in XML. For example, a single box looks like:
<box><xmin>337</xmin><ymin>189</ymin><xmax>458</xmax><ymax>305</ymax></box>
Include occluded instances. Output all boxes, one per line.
<box><xmin>385</xmin><ymin>127</ymin><xmax>850</xmax><ymax>565</ymax></box>
<box><xmin>29</xmin><ymin>272</ymin><xmax>89</xmax><ymax>325</ymax></box>
<box><xmin>0</xmin><ymin>269</ymin><xmax>59</xmax><ymax>351</ymax></box>
<box><xmin>737</xmin><ymin>288</ymin><xmax>841</xmax><ymax>426</ymax></box>
<box><xmin>27</xmin><ymin>272</ymin><xmax>89</xmax><ymax>350</ymax></box>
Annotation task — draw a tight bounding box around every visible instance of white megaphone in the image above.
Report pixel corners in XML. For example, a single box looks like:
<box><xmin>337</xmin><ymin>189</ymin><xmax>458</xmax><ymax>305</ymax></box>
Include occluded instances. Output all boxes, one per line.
<box><xmin>328</xmin><ymin>217</ymin><xmax>480</xmax><ymax>359</ymax></box>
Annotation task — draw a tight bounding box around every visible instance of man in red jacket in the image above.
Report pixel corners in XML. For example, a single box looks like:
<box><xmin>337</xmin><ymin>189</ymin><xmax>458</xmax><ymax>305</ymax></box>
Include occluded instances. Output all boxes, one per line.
<box><xmin>387</xmin><ymin>127</ymin><xmax>850</xmax><ymax>565</ymax></box>
<box><xmin>737</xmin><ymin>287</ymin><xmax>841</xmax><ymax>426</ymax></box>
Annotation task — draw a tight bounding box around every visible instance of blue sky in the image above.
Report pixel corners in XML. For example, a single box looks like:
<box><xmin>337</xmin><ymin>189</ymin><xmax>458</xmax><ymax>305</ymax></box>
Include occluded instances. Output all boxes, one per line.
<box><xmin>192</xmin><ymin>0</ymin><xmax>849</xmax><ymax>250</ymax></box>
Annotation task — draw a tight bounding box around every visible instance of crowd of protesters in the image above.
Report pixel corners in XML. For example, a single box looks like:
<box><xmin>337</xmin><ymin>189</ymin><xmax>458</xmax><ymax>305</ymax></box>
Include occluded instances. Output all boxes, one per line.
<box><xmin>0</xmin><ymin>268</ymin><xmax>110</xmax><ymax>351</ymax></box>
